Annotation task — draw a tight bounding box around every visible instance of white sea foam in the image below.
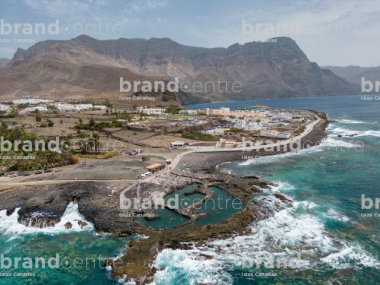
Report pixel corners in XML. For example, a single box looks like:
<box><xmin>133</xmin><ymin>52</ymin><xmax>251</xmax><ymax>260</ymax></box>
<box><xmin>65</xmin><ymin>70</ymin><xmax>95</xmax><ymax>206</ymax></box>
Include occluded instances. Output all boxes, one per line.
<box><xmin>152</xmin><ymin>197</ymin><xmax>380</xmax><ymax>283</ymax></box>
<box><xmin>152</xmin><ymin>206</ymin><xmax>333</xmax><ymax>283</ymax></box>
<box><xmin>269</xmin><ymin>181</ymin><xmax>295</xmax><ymax>192</ymax></box>
<box><xmin>323</xmin><ymin>209</ymin><xmax>350</xmax><ymax>222</ymax></box>
<box><xmin>328</xmin><ymin>127</ymin><xmax>380</xmax><ymax>138</ymax></box>
<box><xmin>0</xmin><ymin>203</ymin><xmax>93</xmax><ymax>236</ymax></box>
<box><xmin>321</xmin><ymin>244</ymin><xmax>380</xmax><ymax>269</ymax></box>
<box><xmin>336</xmin><ymin>119</ymin><xmax>365</xmax><ymax>124</ymax></box>
<box><xmin>320</xmin><ymin>137</ymin><xmax>358</xmax><ymax>148</ymax></box>
<box><xmin>293</xmin><ymin>200</ymin><xmax>319</xmax><ymax>209</ymax></box>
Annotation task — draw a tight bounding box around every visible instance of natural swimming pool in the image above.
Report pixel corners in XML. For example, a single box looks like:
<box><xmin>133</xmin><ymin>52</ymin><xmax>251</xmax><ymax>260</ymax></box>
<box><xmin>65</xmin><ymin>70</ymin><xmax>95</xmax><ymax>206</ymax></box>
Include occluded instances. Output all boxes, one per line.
<box><xmin>135</xmin><ymin>184</ymin><xmax>245</xmax><ymax>229</ymax></box>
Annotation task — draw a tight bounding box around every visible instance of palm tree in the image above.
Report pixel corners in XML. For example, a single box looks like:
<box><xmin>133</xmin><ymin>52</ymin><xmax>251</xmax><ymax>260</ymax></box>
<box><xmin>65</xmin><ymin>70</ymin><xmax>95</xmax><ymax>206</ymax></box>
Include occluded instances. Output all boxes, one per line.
<box><xmin>86</xmin><ymin>138</ymin><xmax>95</xmax><ymax>153</ymax></box>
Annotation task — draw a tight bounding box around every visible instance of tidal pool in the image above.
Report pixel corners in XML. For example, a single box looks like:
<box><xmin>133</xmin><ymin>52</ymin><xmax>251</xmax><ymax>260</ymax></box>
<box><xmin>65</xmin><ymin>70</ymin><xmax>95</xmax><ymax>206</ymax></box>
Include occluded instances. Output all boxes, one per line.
<box><xmin>135</xmin><ymin>184</ymin><xmax>245</xmax><ymax>229</ymax></box>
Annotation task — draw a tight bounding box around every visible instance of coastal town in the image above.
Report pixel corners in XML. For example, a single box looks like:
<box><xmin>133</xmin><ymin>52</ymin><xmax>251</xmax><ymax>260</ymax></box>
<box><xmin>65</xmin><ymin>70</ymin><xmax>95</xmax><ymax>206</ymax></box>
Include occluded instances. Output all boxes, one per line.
<box><xmin>0</xmin><ymin>96</ymin><xmax>328</xmax><ymax>283</ymax></box>
<box><xmin>0</xmin><ymin>98</ymin><xmax>319</xmax><ymax>180</ymax></box>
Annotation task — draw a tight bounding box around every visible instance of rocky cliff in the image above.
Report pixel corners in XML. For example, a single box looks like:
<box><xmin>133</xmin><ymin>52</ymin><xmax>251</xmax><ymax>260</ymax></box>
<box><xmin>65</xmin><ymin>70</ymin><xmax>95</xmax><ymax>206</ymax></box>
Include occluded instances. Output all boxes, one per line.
<box><xmin>3</xmin><ymin>35</ymin><xmax>361</xmax><ymax>102</ymax></box>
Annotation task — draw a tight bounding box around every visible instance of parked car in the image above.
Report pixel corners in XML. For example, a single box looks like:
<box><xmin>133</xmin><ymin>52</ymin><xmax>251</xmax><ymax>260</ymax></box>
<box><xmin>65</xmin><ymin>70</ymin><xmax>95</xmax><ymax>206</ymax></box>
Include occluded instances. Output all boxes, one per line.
<box><xmin>44</xmin><ymin>169</ymin><xmax>53</xmax><ymax>173</ymax></box>
<box><xmin>35</xmin><ymin>171</ymin><xmax>43</xmax><ymax>175</ymax></box>
<box><xmin>23</xmin><ymin>173</ymin><xmax>31</xmax><ymax>176</ymax></box>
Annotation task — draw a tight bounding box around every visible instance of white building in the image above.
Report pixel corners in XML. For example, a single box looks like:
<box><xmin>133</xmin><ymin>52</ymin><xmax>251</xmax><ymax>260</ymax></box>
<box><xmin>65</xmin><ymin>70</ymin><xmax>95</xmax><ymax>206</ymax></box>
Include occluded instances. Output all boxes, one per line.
<box><xmin>19</xmin><ymin>106</ymin><xmax>48</xmax><ymax>114</ymax></box>
<box><xmin>13</xmin><ymin>99</ymin><xmax>53</xmax><ymax>105</ymax></box>
<box><xmin>259</xmin><ymin>130</ymin><xmax>279</xmax><ymax>137</ymax></box>
<box><xmin>0</xmin><ymin>104</ymin><xmax>10</xmax><ymax>111</ymax></box>
<box><xmin>57</xmin><ymin>103</ymin><xmax>93</xmax><ymax>111</ymax></box>
<box><xmin>171</xmin><ymin>141</ymin><xmax>185</xmax><ymax>149</ymax></box>
<box><xmin>198</xmin><ymin>108</ymin><xmax>210</xmax><ymax>115</ymax></box>
<box><xmin>93</xmin><ymin>105</ymin><xmax>107</xmax><ymax>110</ymax></box>
<box><xmin>179</xmin><ymin>110</ymin><xmax>198</xmax><ymax>115</ymax></box>
<box><xmin>205</xmin><ymin>128</ymin><xmax>225</xmax><ymax>135</ymax></box>
<box><xmin>246</xmin><ymin>122</ymin><xmax>261</xmax><ymax>131</ymax></box>
<box><xmin>233</xmin><ymin>120</ymin><xmax>261</xmax><ymax>131</ymax></box>
<box><xmin>277</xmin><ymin>132</ymin><xmax>291</xmax><ymax>139</ymax></box>
<box><xmin>233</xmin><ymin>120</ymin><xmax>246</xmax><ymax>129</ymax></box>
<box><xmin>138</xmin><ymin>108</ymin><xmax>165</xmax><ymax>115</ymax></box>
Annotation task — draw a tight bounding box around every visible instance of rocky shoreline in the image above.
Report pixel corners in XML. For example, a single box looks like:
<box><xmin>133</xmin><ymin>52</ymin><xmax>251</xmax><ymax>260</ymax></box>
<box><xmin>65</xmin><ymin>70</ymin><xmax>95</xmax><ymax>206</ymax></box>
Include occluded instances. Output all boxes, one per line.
<box><xmin>0</xmin><ymin>110</ymin><xmax>330</xmax><ymax>285</ymax></box>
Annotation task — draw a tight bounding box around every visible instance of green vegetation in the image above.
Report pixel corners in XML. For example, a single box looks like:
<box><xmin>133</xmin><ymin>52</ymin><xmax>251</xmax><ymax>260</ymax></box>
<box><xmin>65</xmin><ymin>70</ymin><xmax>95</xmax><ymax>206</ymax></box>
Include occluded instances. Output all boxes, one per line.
<box><xmin>294</xmin><ymin>125</ymin><xmax>306</xmax><ymax>136</ymax></box>
<box><xmin>0</xmin><ymin>126</ymin><xmax>78</xmax><ymax>171</ymax></box>
<box><xmin>102</xmin><ymin>99</ymin><xmax>112</xmax><ymax>108</ymax></box>
<box><xmin>35</xmin><ymin>114</ymin><xmax>42</xmax><ymax>122</ymax></box>
<box><xmin>182</xmin><ymin>133</ymin><xmax>219</xmax><ymax>141</ymax></box>
<box><xmin>18</xmin><ymin>103</ymin><xmax>30</xmax><ymax>110</ymax></box>
<box><xmin>75</xmin><ymin>120</ymin><xmax>123</xmax><ymax>130</ymax></box>
<box><xmin>77</xmin><ymin>150</ymin><xmax>119</xmax><ymax>159</ymax></box>
<box><xmin>165</xmin><ymin>107</ymin><xmax>182</xmax><ymax>114</ymax></box>
<box><xmin>228</xmin><ymin>128</ymin><xmax>249</xmax><ymax>134</ymax></box>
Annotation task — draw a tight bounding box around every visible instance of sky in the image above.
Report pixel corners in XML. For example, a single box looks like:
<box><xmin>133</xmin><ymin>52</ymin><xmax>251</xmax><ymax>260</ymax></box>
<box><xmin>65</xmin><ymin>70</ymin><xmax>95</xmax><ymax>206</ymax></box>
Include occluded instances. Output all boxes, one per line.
<box><xmin>0</xmin><ymin>0</ymin><xmax>379</xmax><ymax>66</ymax></box>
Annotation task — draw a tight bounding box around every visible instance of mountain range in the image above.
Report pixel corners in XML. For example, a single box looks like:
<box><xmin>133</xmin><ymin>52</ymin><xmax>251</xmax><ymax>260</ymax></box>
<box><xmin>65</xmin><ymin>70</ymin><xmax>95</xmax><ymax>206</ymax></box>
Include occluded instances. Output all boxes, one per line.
<box><xmin>321</xmin><ymin>65</ymin><xmax>380</xmax><ymax>86</ymax></box>
<box><xmin>0</xmin><ymin>35</ymin><xmax>362</xmax><ymax>105</ymax></box>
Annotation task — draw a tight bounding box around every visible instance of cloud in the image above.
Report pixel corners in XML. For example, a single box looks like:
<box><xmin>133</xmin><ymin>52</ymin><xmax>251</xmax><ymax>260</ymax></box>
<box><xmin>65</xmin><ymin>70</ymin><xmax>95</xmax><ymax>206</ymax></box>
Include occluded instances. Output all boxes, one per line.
<box><xmin>22</xmin><ymin>0</ymin><xmax>168</xmax><ymax>28</ymax></box>
<box><xmin>126</xmin><ymin>0</ymin><xmax>168</xmax><ymax>14</ymax></box>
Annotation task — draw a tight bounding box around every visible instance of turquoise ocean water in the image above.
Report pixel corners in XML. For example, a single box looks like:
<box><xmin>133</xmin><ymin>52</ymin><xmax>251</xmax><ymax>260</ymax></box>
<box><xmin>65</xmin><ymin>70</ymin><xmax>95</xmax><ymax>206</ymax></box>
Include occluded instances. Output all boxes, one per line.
<box><xmin>1</xmin><ymin>95</ymin><xmax>379</xmax><ymax>284</ymax></box>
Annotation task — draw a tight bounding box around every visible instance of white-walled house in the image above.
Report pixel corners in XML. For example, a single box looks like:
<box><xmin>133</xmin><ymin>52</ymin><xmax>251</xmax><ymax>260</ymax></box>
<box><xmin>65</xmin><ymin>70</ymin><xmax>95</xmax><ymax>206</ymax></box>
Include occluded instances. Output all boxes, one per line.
<box><xmin>277</xmin><ymin>132</ymin><xmax>291</xmax><ymax>139</ymax></box>
<box><xmin>171</xmin><ymin>141</ymin><xmax>185</xmax><ymax>148</ymax></box>
<box><xmin>179</xmin><ymin>110</ymin><xmax>198</xmax><ymax>115</ymax></box>
<box><xmin>0</xmin><ymin>104</ymin><xmax>10</xmax><ymax>111</ymax></box>
<box><xmin>19</xmin><ymin>106</ymin><xmax>48</xmax><ymax>114</ymax></box>
<box><xmin>233</xmin><ymin>120</ymin><xmax>247</xmax><ymax>129</ymax></box>
<box><xmin>198</xmin><ymin>108</ymin><xmax>210</xmax><ymax>115</ymax></box>
<box><xmin>259</xmin><ymin>130</ymin><xmax>279</xmax><ymax>137</ymax></box>
<box><xmin>138</xmin><ymin>108</ymin><xmax>165</xmax><ymax>115</ymax></box>
<box><xmin>57</xmin><ymin>103</ymin><xmax>93</xmax><ymax>111</ymax></box>
<box><xmin>13</xmin><ymin>99</ymin><xmax>53</xmax><ymax>105</ymax></box>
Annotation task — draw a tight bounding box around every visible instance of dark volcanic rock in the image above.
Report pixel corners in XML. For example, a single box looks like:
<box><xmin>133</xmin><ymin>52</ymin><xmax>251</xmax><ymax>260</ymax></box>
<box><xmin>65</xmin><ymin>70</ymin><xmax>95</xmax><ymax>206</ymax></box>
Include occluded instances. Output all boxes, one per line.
<box><xmin>65</xmin><ymin>222</ymin><xmax>72</xmax><ymax>229</ymax></box>
<box><xmin>6</xmin><ymin>205</ymin><xmax>16</xmax><ymax>216</ymax></box>
<box><xmin>77</xmin><ymin>220</ymin><xmax>88</xmax><ymax>228</ymax></box>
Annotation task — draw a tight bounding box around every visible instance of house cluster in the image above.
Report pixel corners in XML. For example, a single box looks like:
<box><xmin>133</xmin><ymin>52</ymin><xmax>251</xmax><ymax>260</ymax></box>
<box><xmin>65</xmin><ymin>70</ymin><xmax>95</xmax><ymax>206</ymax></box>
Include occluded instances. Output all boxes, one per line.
<box><xmin>1</xmin><ymin>99</ymin><xmax>107</xmax><ymax>114</ymax></box>
<box><xmin>136</xmin><ymin>107</ymin><xmax>165</xmax><ymax>115</ymax></box>
<box><xmin>19</xmin><ymin>106</ymin><xmax>48</xmax><ymax>114</ymax></box>
<box><xmin>0</xmin><ymin>104</ymin><xmax>10</xmax><ymax>111</ymax></box>
<box><xmin>13</xmin><ymin>99</ymin><xmax>54</xmax><ymax>105</ymax></box>
<box><xmin>168</xmin><ymin>119</ymin><xmax>208</xmax><ymax>127</ymax></box>
<box><xmin>55</xmin><ymin>103</ymin><xmax>106</xmax><ymax>111</ymax></box>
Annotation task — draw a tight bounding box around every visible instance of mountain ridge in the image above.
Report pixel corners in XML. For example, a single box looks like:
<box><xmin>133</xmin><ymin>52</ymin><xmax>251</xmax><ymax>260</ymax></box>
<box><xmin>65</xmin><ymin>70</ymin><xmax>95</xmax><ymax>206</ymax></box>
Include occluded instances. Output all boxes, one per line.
<box><xmin>2</xmin><ymin>35</ymin><xmax>362</xmax><ymax>103</ymax></box>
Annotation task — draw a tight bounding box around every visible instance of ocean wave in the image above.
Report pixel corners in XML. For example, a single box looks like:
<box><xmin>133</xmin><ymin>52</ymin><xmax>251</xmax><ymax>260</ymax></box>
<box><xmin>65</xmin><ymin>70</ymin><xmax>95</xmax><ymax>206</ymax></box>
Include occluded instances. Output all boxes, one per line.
<box><xmin>269</xmin><ymin>181</ymin><xmax>295</xmax><ymax>192</ymax></box>
<box><xmin>328</xmin><ymin>127</ymin><xmax>380</xmax><ymax>138</ymax></box>
<box><xmin>336</xmin><ymin>119</ymin><xmax>365</xmax><ymax>124</ymax></box>
<box><xmin>320</xmin><ymin>137</ymin><xmax>358</xmax><ymax>148</ymax></box>
<box><xmin>152</xmin><ymin>208</ymin><xmax>332</xmax><ymax>284</ymax></box>
<box><xmin>321</xmin><ymin>244</ymin><xmax>380</xmax><ymax>269</ymax></box>
<box><xmin>293</xmin><ymin>200</ymin><xmax>319</xmax><ymax>209</ymax></box>
<box><xmin>152</xmin><ymin>201</ymin><xmax>380</xmax><ymax>283</ymax></box>
<box><xmin>323</xmin><ymin>209</ymin><xmax>350</xmax><ymax>222</ymax></box>
<box><xmin>0</xmin><ymin>203</ymin><xmax>93</xmax><ymax>236</ymax></box>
